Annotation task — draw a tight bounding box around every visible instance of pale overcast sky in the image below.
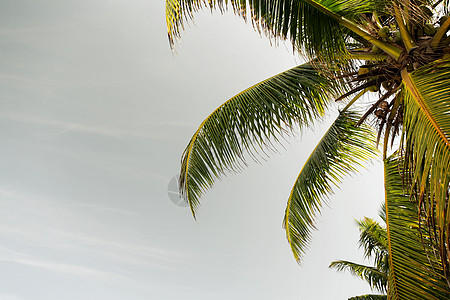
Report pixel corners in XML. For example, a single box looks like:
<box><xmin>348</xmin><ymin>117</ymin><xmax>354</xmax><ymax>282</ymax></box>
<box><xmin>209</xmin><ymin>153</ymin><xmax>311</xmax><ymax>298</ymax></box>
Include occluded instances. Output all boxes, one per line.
<box><xmin>0</xmin><ymin>1</ymin><xmax>384</xmax><ymax>299</ymax></box>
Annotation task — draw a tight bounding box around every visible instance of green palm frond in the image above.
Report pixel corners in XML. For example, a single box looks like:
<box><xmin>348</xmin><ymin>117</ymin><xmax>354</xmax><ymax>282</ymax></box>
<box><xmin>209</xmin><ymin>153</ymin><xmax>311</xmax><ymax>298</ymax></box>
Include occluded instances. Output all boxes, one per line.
<box><xmin>384</xmin><ymin>154</ymin><xmax>450</xmax><ymax>300</ymax></box>
<box><xmin>329</xmin><ymin>260</ymin><xmax>388</xmax><ymax>292</ymax></box>
<box><xmin>180</xmin><ymin>63</ymin><xmax>339</xmax><ymax>216</ymax></box>
<box><xmin>330</xmin><ymin>213</ymin><xmax>388</xmax><ymax>297</ymax></box>
<box><xmin>165</xmin><ymin>0</ymin><xmax>390</xmax><ymax>61</ymax></box>
<box><xmin>284</xmin><ymin>110</ymin><xmax>377</xmax><ymax>262</ymax></box>
<box><xmin>401</xmin><ymin>59</ymin><xmax>450</xmax><ymax>273</ymax></box>
<box><xmin>356</xmin><ymin>217</ymin><xmax>388</xmax><ymax>268</ymax></box>
<box><xmin>349</xmin><ymin>295</ymin><xmax>387</xmax><ymax>300</ymax></box>
<box><xmin>319</xmin><ymin>0</ymin><xmax>384</xmax><ymax>17</ymax></box>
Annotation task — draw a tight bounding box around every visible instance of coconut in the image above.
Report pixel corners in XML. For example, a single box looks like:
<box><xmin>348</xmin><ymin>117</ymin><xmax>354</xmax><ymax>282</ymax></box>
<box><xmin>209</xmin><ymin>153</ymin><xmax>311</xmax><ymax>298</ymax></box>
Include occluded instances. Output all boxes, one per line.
<box><xmin>374</xmin><ymin>109</ymin><xmax>386</xmax><ymax>119</ymax></box>
<box><xmin>424</xmin><ymin>23</ymin><xmax>437</xmax><ymax>36</ymax></box>
<box><xmin>378</xmin><ymin>26</ymin><xmax>390</xmax><ymax>38</ymax></box>
<box><xmin>378</xmin><ymin>100</ymin><xmax>389</xmax><ymax>110</ymax></box>
<box><xmin>393</xmin><ymin>31</ymin><xmax>402</xmax><ymax>43</ymax></box>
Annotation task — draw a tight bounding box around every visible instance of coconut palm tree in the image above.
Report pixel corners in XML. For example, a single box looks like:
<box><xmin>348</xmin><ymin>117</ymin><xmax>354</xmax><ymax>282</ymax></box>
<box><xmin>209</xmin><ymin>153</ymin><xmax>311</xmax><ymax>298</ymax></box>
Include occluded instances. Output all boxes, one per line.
<box><xmin>330</xmin><ymin>215</ymin><xmax>388</xmax><ymax>299</ymax></box>
<box><xmin>332</xmin><ymin>169</ymin><xmax>450</xmax><ymax>300</ymax></box>
<box><xmin>166</xmin><ymin>0</ymin><xmax>450</xmax><ymax>297</ymax></box>
<box><xmin>330</xmin><ymin>218</ymin><xmax>388</xmax><ymax>299</ymax></box>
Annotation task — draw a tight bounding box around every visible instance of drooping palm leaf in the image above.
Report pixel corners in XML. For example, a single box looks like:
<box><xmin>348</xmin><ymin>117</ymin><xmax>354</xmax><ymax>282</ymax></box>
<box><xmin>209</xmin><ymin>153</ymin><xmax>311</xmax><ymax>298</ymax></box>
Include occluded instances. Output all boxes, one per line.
<box><xmin>329</xmin><ymin>260</ymin><xmax>388</xmax><ymax>292</ymax></box>
<box><xmin>349</xmin><ymin>295</ymin><xmax>387</xmax><ymax>300</ymax></box>
<box><xmin>401</xmin><ymin>59</ymin><xmax>450</xmax><ymax>274</ymax></box>
<box><xmin>180</xmin><ymin>63</ymin><xmax>340</xmax><ymax>216</ymax></box>
<box><xmin>165</xmin><ymin>0</ymin><xmax>397</xmax><ymax>61</ymax></box>
<box><xmin>357</xmin><ymin>217</ymin><xmax>388</xmax><ymax>268</ymax></box>
<box><xmin>384</xmin><ymin>154</ymin><xmax>450</xmax><ymax>300</ymax></box>
<box><xmin>330</xmin><ymin>212</ymin><xmax>389</xmax><ymax>297</ymax></box>
<box><xmin>284</xmin><ymin>110</ymin><xmax>377</xmax><ymax>261</ymax></box>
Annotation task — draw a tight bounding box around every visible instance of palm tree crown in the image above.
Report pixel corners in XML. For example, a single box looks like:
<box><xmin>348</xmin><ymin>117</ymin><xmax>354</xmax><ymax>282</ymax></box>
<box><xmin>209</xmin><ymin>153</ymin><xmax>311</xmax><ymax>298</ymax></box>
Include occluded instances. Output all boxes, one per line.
<box><xmin>330</xmin><ymin>215</ymin><xmax>388</xmax><ymax>299</ymax></box>
<box><xmin>166</xmin><ymin>0</ymin><xmax>450</xmax><ymax>298</ymax></box>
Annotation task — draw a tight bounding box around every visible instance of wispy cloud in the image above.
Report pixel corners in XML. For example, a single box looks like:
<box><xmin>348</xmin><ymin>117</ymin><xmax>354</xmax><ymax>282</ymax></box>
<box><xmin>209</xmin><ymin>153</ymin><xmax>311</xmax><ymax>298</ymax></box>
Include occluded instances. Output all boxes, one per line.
<box><xmin>0</xmin><ymin>113</ymin><xmax>144</xmax><ymax>138</ymax></box>
<box><xmin>0</xmin><ymin>293</ymin><xmax>26</xmax><ymax>300</ymax></box>
<box><xmin>0</xmin><ymin>186</ymin><xmax>192</xmax><ymax>275</ymax></box>
<box><xmin>0</xmin><ymin>71</ymin><xmax>56</xmax><ymax>86</ymax></box>
<box><xmin>0</xmin><ymin>246</ymin><xmax>126</xmax><ymax>280</ymax></box>
<box><xmin>0</xmin><ymin>112</ymin><xmax>192</xmax><ymax>140</ymax></box>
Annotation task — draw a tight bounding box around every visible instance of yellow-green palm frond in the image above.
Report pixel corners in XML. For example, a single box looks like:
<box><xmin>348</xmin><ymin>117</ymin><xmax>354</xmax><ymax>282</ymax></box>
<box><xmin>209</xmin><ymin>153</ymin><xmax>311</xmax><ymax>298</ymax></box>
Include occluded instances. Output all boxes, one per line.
<box><xmin>284</xmin><ymin>110</ymin><xmax>377</xmax><ymax>262</ymax></box>
<box><xmin>180</xmin><ymin>63</ymin><xmax>339</xmax><ymax>217</ymax></box>
<box><xmin>356</xmin><ymin>217</ymin><xmax>388</xmax><ymax>271</ymax></box>
<box><xmin>357</xmin><ymin>218</ymin><xmax>388</xmax><ymax>255</ymax></box>
<box><xmin>401</xmin><ymin>58</ymin><xmax>450</xmax><ymax>275</ymax></box>
<box><xmin>165</xmin><ymin>0</ymin><xmax>381</xmax><ymax>61</ymax></box>
<box><xmin>330</xmin><ymin>212</ymin><xmax>389</xmax><ymax>297</ymax></box>
<box><xmin>330</xmin><ymin>260</ymin><xmax>388</xmax><ymax>293</ymax></box>
<box><xmin>349</xmin><ymin>295</ymin><xmax>387</xmax><ymax>300</ymax></box>
<box><xmin>384</xmin><ymin>154</ymin><xmax>450</xmax><ymax>300</ymax></box>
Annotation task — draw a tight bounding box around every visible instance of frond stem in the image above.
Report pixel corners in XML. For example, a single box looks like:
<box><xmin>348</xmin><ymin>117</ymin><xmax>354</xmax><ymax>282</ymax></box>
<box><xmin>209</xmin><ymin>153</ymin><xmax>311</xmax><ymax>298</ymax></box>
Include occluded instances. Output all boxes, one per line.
<box><xmin>382</xmin><ymin>95</ymin><xmax>401</xmax><ymax>159</ymax></box>
<box><xmin>348</xmin><ymin>53</ymin><xmax>388</xmax><ymax>61</ymax></box>
<box><xmin>303</xmin><ymin>0</ymin><xmax>402</xmax><ymax>59</ymax></box>
<box><xmin>431</xmin><ymin>17</ymin><xmax>450</xmax><ymax>48</ymax></box>
<box><xmin>341</xmin><ymin>89</ymin><xmax>366</xmax><ymax>112</ymax></box>
<box><xmin>394</xmin><ymin>5</ymin><xmax>415</xmax><ymax>52</ymax></box>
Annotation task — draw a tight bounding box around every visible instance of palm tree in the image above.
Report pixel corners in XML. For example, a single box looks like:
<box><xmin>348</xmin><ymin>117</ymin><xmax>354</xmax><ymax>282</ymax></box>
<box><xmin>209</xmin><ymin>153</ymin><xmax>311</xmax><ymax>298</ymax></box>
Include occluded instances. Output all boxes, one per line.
<box><xmin>332</xmin><ymin>164</ymin><xmax>450</xmax><ymax>300</ymax></box>
<box><xmin>166</xmin><ymin>0</ymin><xmax>450</xmax><ymax>297</ymax></box>
<box><xmin>330</xmin><ymin>215</ymin><xmax>388</xmax><ymax>299</ymax></box>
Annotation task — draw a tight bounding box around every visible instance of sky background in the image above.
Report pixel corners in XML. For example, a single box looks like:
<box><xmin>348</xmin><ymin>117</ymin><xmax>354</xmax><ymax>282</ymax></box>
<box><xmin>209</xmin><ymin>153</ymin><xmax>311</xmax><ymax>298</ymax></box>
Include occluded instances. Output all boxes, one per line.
<box><xmin>0</xmin><ymin>1</ymin><xmax>385</xmax><ymax>299</ymax></box>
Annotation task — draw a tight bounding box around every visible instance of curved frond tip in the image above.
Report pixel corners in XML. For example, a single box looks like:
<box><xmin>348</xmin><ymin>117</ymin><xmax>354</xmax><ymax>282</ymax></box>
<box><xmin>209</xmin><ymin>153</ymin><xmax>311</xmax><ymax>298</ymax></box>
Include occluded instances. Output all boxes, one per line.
<box><xmin>356</xmin><ymin>217</ymin><xmax>388</xmax><ymax>264</ymax></box>
<box><xmin>329</xmin><ymin>260</ymin><xmax>387</xmax><ymax>292</ymax></box>
<box><xmin>179</xmin><ymin>63</ymin><xmax>340</xmax><ymax>217</ymax></box>
<box><xmin>284</xmin><ymin>110</ymin><xmax>377</xmax><ymax>262</ymax></box>
<box><xmin>348</xmin><ymin>295</ymin><xmax>387</xmax><ymax>300</ymax></box>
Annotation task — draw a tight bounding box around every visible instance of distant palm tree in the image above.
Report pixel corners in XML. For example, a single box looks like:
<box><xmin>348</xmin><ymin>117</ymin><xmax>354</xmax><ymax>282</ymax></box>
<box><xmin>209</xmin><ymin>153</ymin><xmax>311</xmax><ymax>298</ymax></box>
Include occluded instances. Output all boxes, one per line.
<box><xmin>332</xmin><ymin>164</ymin><xmax>450</xmax><ymax>300</ymax></box>
<box><xmin>166</xmin><ymin>1</ymin><xmax>450</xmax><ymax>298</ymax></box>
<box><xmin>330</xmin><ymin>216</ymin><xmax>388</xmax><ymax>299</ymax></box>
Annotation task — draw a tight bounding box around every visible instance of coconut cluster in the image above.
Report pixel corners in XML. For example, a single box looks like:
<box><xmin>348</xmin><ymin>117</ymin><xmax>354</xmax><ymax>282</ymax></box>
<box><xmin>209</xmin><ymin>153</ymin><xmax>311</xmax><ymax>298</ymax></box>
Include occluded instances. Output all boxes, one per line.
<box><xmin>350</xmin><ymin>6</ymin><xmax>449</xmax><ymax>125</ymax></box>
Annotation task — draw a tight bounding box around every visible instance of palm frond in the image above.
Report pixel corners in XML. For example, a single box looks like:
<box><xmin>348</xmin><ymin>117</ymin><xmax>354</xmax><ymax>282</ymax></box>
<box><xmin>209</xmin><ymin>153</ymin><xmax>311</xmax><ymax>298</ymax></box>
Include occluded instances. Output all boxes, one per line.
<box><xmin>320</xmin><ymin>0</ymin><xmax>385</xmax><ymax>18</ymax></box>
<box><xmin>384</xmin><ymin>154</ymin><xmax>450</xmax><ymax>300</ymax></box>
<box><xmin>284</xmin><ymin>110</ymin><xmax>377</xmax><ymax>262</ymax></box>
<box><xmin>180</xmin><ymin>63</ymin><xmax>339</xmax><ymax>216</ymax></box>
<box><xmin>401</xmin><ymin>59</ymin><xmax>450</xmax><ymax>275</ymax></box>
<box><xmin>165</xmin><ymin>0</ymin><xmax>383</xmax><ymax>61</ymax></box>
<box><xmin>349</xmin><ymin>295</ymin><xmax>387</xmax><ymax>300</ymax></box>
<box><xmin>329</xmin><ymin>260</ymin><xmax>388</xmax><ymax>292</ymax></box>
<box><xmin>357</xmin><ymin>217</ymin><xmax>388</xmax><ymax>269</ymax></box>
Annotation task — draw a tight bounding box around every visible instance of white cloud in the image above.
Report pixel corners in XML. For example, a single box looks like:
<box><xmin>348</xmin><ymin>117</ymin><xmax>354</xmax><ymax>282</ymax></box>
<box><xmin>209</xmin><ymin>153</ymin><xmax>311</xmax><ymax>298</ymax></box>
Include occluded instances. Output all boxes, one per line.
<box><xmin>0</xmin><ymin>247</ymin><xmax>124</xmax><ymax>280</ymax></box>
<box><xmin>0</xmin><ymin>186</ymin><xmax>192</xmax><ymax>274</ymax></box>
<box><xmin>0</xmin><ymin>294</ymin><xmax>26</xmax><ymax>300</ymax></box>
<box><xmin>0</xmin><ymin>112</ymin><xmax>191</xmax><ymax>141</ymax></box>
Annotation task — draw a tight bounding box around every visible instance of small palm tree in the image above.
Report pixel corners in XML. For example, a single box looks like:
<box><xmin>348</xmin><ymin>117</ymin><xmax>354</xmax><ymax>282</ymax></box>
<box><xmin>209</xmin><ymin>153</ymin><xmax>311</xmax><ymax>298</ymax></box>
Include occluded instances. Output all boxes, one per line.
<box><xmin>166</xmin><ymin>0</ymin><xmax>450</xmax><ymax>298</ymax></box>
<box><xmin>330</xmin><ymin>216</ymin><xmax>388</xmax><ymax>299</ymax></box>
<box><xmin>332</xmin><ymin>160</ymin><xmax>450</xmax><ymax>300</ymax></box>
